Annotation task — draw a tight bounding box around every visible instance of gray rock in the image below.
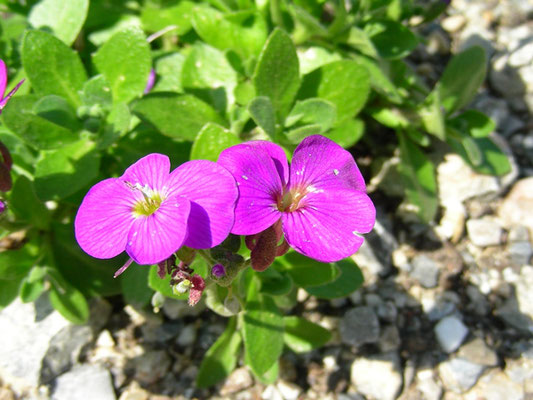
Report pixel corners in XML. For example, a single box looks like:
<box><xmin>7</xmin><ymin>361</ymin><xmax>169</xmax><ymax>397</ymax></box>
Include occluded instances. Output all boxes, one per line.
<box><xmin>376</xmin><ymin>301</ymin><xmax>398</xmax><ymax>323</ymax></box>
<box><xmin>350</xmin><ymin>352</ymin><xmax>402</xmax><ymax>400</ymax></box>
<box><xmin>379</xmin><ymin>325</ymin><xmax>401</xmax><ymax>352</ymax></box>
<box><xmin>339</xmin><ymin>307</ymin><xmax>380</xmax><ymax>347</ymax></box>
<box><xmin>0</xmin><ymin>298</ymin><xmax>70</xmax><ymax>392</ymax></box>
<box><xmin>490</xmin><ymin>54</ymin><xmax>526</xmax><ymax>98</ymax></box>
<box><xmin>438</xmin><ymin>358</ymin><xmax>485</xmax><ymax>393</ymax></box>
<box><xmin>508</xmin><ymin>241</ymin><xmax>532</xmax><ymax>267</ymax></box>
<box><xmin>515</xmin><ymin>265</ymin><xmax>533</xmax><ymax>322</ymax></box>
<box><xmin>434</xmin><ymin>316</ymin><xmax>469</xmax><ymax>353</ymax></box>
<box><xmin>457</xmin><ymin>337</ymin><xmax>498</xmax><ymax>367</ymax></box>
<box><xmin>132</xmin><ymin>351</ymin><xmax>171</xmax><ymax>385</ymax></box>
<box><xmin>410</xmin><ymin>255</ymin><xmax>440</xmax><ymax>288</ymax></box>
<box><xmin>51</xmin><ymin>365</ymin><xmax>116</xmax><ymax>400</ymax></box>
<box><xmin>495</xmin><ymin>296</ymin><xmax>533</xmax><ymax>333</ymax></box>
<box><xmin>466</xmin><ymin>217</ymin><xmax>503</xmax><ymax>247</ymax></box>
<box><xmin>176</xmin><ymin>324</ymin><xmax>197</xmax><ymax>347</ymax></box>
<box><xmin>41</xmin><ymin>325</ymin><xmax>94</xmax><ymax>384</ymax></box>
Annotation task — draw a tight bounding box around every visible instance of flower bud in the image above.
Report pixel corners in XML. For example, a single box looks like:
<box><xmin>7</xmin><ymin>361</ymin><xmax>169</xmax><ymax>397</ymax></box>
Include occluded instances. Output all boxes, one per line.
<box><xmin>188</xmin><ymin>275</ymin><xmax>206</xmax><ymax>306</ymax></box>
<box><xmin>173</xmin><ymin>279</ymin><xmax>192</xmax><ymax>295</ymax></box>
<box><xmin>151</xmin><ymin>291</ymin><xmax>165</xmax><ymax>313</ymax></box>
<box><xmin>211</xmin><ymin>263</ymin><xmax>226</xmax><ymax>278</ymax></box>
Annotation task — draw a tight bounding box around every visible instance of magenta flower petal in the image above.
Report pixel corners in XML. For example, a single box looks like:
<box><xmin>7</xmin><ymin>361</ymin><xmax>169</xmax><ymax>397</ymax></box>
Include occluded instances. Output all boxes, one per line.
<box><xmin>166</xmin><ymin>160</ymin><xmax>238</xmax><ymax>248</ymax></box>
<box><xmin>126</xmin><ymin>194</ymin><xmax>190</xmax><ymax>265</ymax></box>
<box><xmin>246</xmin><ymin>140</ymin><xmax>289</xmax><ymax>184</ymax></box>
<box><xmin>289</xmin><ymin>135</ymin><xmax>366</xmax><ymax>192</ymax></box>
<box><xmin>122</xmin><ymin>153</ymin><xmax>170</xmax><ymax>192</ymax></box>
<box><xmin>75</xmin><ymin>178</ymin><xmax>136</xmax><ymax>259</ymax></box>
<box><xmin>0</xmin><ymin>60</ymin><xmax>7</xmax><ymax>98</ymax></box>
<box><xmin>0</xmin><ymin>79</ymin><xmax>24</xmax><ymax>110</ymax></box>
<box><xmin>218</xmin><ymin>142</ymin><xmax>283</xmax><ymax>235</ymax></box>
<box><xmin>281</xmin><ymin>189</ymin><xmax>375</xmax><ymax>262</ymax></box>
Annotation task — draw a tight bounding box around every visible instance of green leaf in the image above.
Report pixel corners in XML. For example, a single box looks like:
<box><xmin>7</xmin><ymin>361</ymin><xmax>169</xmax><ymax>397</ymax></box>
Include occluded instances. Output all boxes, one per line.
<box><xmin>51</xmin><ymin>222</ymin><xmax>121</xmax><ymax>297</ymax></box>
<box><xmin>448</xmin><ymin>110</ymin><xmax>495</xmax><ymax>138</ymax></box>
<box><xmin>305</xmin><ymin>258</ymin><xmax>364</xmax><ymax>299</ymax></box>
<box><xmin>298</xmin><ymin>60</ymin><xmax>370</xmax><ymax>122</ymax></box>
<box><xmin>34</xmin><ymin>139</ymin><xmax>100</xmax><ymax>201</ymax></box>
<box><xmin>9</xmin><ymin>176</ymin><xmax>50</xmax><ymax>229</ymax></box>
<box><xmin>258</xmin><ymin>267</ymin><xmax>293</xmax><ymax>296</ymax></box>
<box><xmin>22</xmin><ymin>30</ymin><xmax>87</xmax><ymax>107</ymax></box>
<box><xmin>80</xmin><ymin>75</ymin><xmax>113</xmax><ymax>111</ymax></box>
<box><xmin>275</xmin><ymin>252</ymin><xmax>340</xmax><ymax>288</ymax></box>
<box><xmin>397</xmin><ymin>132</ymin><xmax>438</xmax><ymax>223</ymax></box>
<box><xmin>20</xmin><ymin>268</ymin><xmax>46</xmax><ymax>303</ymax></box>
<box><xmin>153</xmin><ymin>53</ymin><xmax>185</xmax><ymax>93</ymax></box>
<box><xmin>192</xmin><ymin>7</ymin><xmax>268</xmax><ymax>60</ymax></box>
<box><xmin>93</xmin><ymin>26</ymin><xmax>151</xmax><ymax>104</ymax></box>
<box><xmin>190</xmin><ymin>123</ymin><xmax>241</xmax><ymax>161</ymax></box>
<box><xmin>353</xmin><ymin>55</ymin><xmax>404</xmax><ymax>104</ymax></box>
<box><xmin>437</xmin><ymin>46</ymin><xmax>486</xmax><ymax>113</ymax></box>
<box><xmin>197</xmin><ymin>317</ymin><xmax>242</xmax><ymax>388</ymax></box>
<box><xmin>205</xmin><ymin>284</ymin><xmax>235</xmax><ymax>317</ymax></box>
<box><xmin>49</xmin><ymin>274</ymin><xmax>90</xmax><ymax>324</ymax></box>
<box><xmin>248</xmin><ymin>96</ymin><xmax>276</xmax><ymax>138</ymax></box>
<box><xmin>1</xmin><ymin>95</ymin><xmax>78</xmax><ymax>150</ymax></box>
<box><xmin>447</xmin><ymin>129</ymin><xmax>511</xmax><ymax>176</ymax></box>
<box><xmin>33</xmin><ymin>95</ymin><xmax>82</xmax><ymax>132</ymax></box>
<box><xmin>297</xmin><ymin>46</ymin><xmax>342</xmax><ymax>75</ymax></box>
<box><xmin>132</xmin><ymin>93</ymin><xmax>226</xmax><ymax>141</ymax></box>
<box><xmin>28</xmin><ymin>0</ymin><xmax>89</xmax><ymax>45</ymax></box>
<box><xmin>0</xmin><ymin>279</ymin><xmax>22</xmax><ymax>309</ymax></box>
<box><xmin>0</xmin><ymin>130</ymin><xmax>36</xmax><ymax>174</ymax></box>
<box><xmin>286</xmin><ymin>98</ymin><xmax>336</xmax><ymax>134</ymax></box>
<box><xmin>327</xmin><ymin>118</ymin><xmax>365</xmax><ymax>148</ymax></box>
<box><xmin>253</xmin><ymin>359</ymin><xmax>279</xmax><ymax>384</ymax></box>
<box><xmin>243</xmin><ymin>278</ymin><xmax>284</xmax><ymax>375</ymax></box>
<box><xmin>253</xmin><ymin>28</ymin><xmax>300</xmax><ymax>121</ymax></box>
<box><xmin>365</xmin><ymin>19</ymin><xmax>418</xmax><ymax>59</ymax></box>
<box><xmin>0</xmin><ymin>242</ymin><xmax>39</xmax><ymax>280</ymax></box>
<box><xmin>141</xmin><ymin>1</ymin><xmax>194</xmax><ymax>35</ymax></box>
<box><xmin>120</xmin><ymin>265</ymin><xmax>153</xmax><ymax>307</ymax></box>
<box><xmin>346</xmin><ymin>26</ymin><xmax>379</xmax><ymax>58</ymax></box>
<box><xmin>283</xmin><ymin>316</ymin><xmax>331</xmax><ymax>353</ymax></box>
<box><xmin>419</xmin><ymin>92</ymin><xmax>446</xmax><ymax>140</ymax></box>
<box><xmin>181</xmin><ymin>43</ymin><xmax>238</xmax><ymax>110</ymax></box>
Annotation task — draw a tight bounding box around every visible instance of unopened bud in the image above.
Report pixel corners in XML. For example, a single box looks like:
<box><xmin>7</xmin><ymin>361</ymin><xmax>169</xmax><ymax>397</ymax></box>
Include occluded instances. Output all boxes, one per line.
<box><xmin>188</xmin><ymin>275</ymin><xmax>206</xmax><ymax>306</ymax></box>
<box><xmin>151</xmin><ymin>291</ymin><xmax>165</xmax><ymax>312</ymax></box>
<box><xmin>211</xmin><ymin>264</ymin><xmax>226</xmax><ymax>278</ymax></box>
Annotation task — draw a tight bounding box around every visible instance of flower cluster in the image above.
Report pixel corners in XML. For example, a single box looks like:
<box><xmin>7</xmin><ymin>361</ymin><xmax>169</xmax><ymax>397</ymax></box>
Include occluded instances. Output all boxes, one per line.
<box><xmin>75</xmin><ymin>135</ymin><xmax>375</xmax><ymax>304</ymax></box>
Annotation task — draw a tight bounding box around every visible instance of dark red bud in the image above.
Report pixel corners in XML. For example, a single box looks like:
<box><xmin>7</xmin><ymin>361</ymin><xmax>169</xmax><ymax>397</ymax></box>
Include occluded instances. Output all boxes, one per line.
<box><xmin>188</xmin><ymin>275</ymin><xmax>206</xmax><ymax>306</ymax></box>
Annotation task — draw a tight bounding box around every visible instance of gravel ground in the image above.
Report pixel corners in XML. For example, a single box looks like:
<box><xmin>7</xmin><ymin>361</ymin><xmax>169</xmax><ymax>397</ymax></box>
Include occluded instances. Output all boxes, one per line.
<box><xmin>1</xmin><ymin>1</ymin><xmax>533</xmax><ymax>399</ymax></box>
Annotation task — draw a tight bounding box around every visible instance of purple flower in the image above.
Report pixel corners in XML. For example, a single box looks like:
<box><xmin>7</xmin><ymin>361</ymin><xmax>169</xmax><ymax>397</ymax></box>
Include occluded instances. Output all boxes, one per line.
<box><xmin>218</xmin><ymin>135</ymin><xmax>376</xmax><ymax>263</ymax></box>
<box><xmin>211</xmin><ymin>263</ymin><xmax>226</xmax><ymax>278</ymax></box>
<box><xmin>0</xmin><ymin>200</ymin><xmax>5</xmax><ymax>215</ymax></box>
<box><xmin>0</xmin><ymin>59</ymin><xmax>24</xmax><ymax>114</ymax></box>
<box><xmin>75</xmin><ymin>154</ymin><xmax>238</xmax><ymax>273</ymax></box>
<box><xmin>144</xmin><ymin>68</ymin><xmax>156</xmax><ymax>94</ymax></box>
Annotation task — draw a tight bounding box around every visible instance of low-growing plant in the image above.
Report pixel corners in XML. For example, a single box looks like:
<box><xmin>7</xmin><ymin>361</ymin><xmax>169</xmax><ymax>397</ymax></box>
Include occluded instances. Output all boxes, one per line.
<box><xmin>0</xmin><ymin>0</ymin><xmax>510</xmax><ymax>386</ymax></box>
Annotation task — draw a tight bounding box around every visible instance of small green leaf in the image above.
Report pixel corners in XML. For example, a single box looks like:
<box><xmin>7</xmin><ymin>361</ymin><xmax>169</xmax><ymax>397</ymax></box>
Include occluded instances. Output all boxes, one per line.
<box><xmin>327</xmin><ymin>118</ymin><xmax>365</xmax><ymax>148</ymax></box>
<box><xmin>20</xmin><ymin>274</ymin><xmax>46</xmax><ymax>303</ymax></box>
<box><xmin>49</xmin><ymin>276</ymin><xmax>90</xmax><ymax>324</ymax></box>
<box><xmin>80</xmin><ymin>75</ymin><xmax>113</xmax><ymax>111</ymax></box>
<box><xmin>346</xmin><ymin>26</ymin><xmax>379</xmax><ymax>58</ymax></box>
<box><xmin>197</xmin><ymin>317</ymin><xmax>242</xmax><ymax>388</ymax></box>
<box><xmin>28</xmin><ymin>0</ymin><xmax>89</xmax><ymax>45</ymax></box>
<box><xmin>286</xmin><ymin>98</ymin><xmax>336</xmax><ymax>133</ymax></box>
<box><xmin>298</xmin><ymin>60</ymin><xmax>370</xmax><ymax>122</ymax></box>
<box><xmin>0</xmin><ymin>243</ymin><xmax>39</xmax><ymax>280</ymax></box>
<box><xmin>93</xmin><ymin>27</ymin><xmax>151</xmax><ymax>104</ymax></box>
<box><xmin>33</xmin><ymin>95</ymin><xmax>82</xmax><ymax>132</ymax></box>
<box><xmin>132</xmin><ymin>93</ymin><xmax>226</xmax><ymax>141</ymax></box>
<box><xmin>205</xmin><ymin>284</ymin><xmax>234</xmax><ymax>317</ymax></box>
<box><xmin>120</xmin><ymin>266</ymin><xmax>153</xmax><ymax>307</ymax></box>
<box><xmin>190</xmin><ymin>123</ymin><xmax>241</xmax><ymax>161</ymax></box>
<box><xmin>297</xmin><ymin>46</ymin><xmax>342</xmax><ymax>75</ymax></box>
<box><xmin>141</xmin><ymin>1</ymin><xmax>194</xmax><ymax>35</ymax></box>
<box><xmin>9</xmin><ymin>176</ymin><xmax>50</xmax><ymax>229</ymax></box>
<box><xmin>283</xmin><ymin>316</ymin><xmax>332</xmax><ymax>353</ymax></box>
<box><xmin>192</xmin><ymin>7</ymin><xmax>268</xmax><ymax>60</ymax></box>
<box><xmin>22</xmin><ymin>30</ymin><xmax>87</xmax><ymax>107</ymax></box>
<box><xmin>1</xmin><ymin>95</ymin><xmax>78</xmax><ymax>150</ymax></box>
<box><xmin>258</xmin><ymin>267</ymin><xmax>293</xmax><ymax>296</ymax></box>
<box><xmin>275</xmin><ymin>252</ymin><xmax>340</xmax><ymax>288</ymax></box>
<box><xmin>243</xmin><ymin>280</ymin><xmax>284</xmax><ymax>376</ymax></box>
<box><xmin>447</xmin><ymin>128</ymin><xmax>511</xmax><ymax>176</ymax></box>
<box><xmin>34</xmin><ymin>139</ymin><xmax>100</xmax><ymax>201</ymax></box>
<box><xmin>305</xmin><ymin>258</ymin><xmax>364</xmax><ymax>299</ymax></box>
<box><xmin>397</xmin><ymin>132</ymin><xmax>438</xmax><ymax>223</ymax></box>
<box><xmin>153</xmin><ymin>53</ymin><xmax>185</xmax><ymax>93</ymax></box>
<box><xmin>353</xmin><ymin>55</ymin><xmax>404</xmax><ymax>104</ymax></box>
<box><xmin>0</xmin><ymin>279</ymin><xmax>22</xmax><ymax>309</ymax></box>
<box><xmin>253</xmin><ymin>28</ymin><xmax>300</xmax><ymax>121</ymax></box>
<box><xmin>448</xmin><ymin>110</ymin><xmax>495</xmax><ymax>138</ymax></box>
<box><xmin>365</xmin><ymin>19</ymin><xmax>418</xmax><ymax>59</ymax></box>
<box><xmin>248</xmin><ymin>96</ymin><xmax>276</xmax><ymax>138</ymax></box>
<box><xmin>419</xmin><ymin>92</ymin><xmax>446</xmax><ymax>140</ymax></box>
<box><xmin>253</xmin><ymin>359</ymin><xmax>279</xmax><ymax>384</ymax></box>
<box><xmin>437</xmin><ymin>46</ymin><xmax>486</xmax><ymax>113</ymax></box>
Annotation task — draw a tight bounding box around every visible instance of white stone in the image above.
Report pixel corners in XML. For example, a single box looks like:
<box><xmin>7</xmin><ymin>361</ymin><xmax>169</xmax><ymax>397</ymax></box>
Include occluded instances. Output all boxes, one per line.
<box><xmin>442</xmin><ymin>14</ymin><xmax>467</xmax><ymax>33</ymax></box>
<box><xmin>509</xmin><ymin>41</ymin><xmax>533</xmax><ymax>67</ymax></box>
<box><xmin>438</xmin><ymin>358</ymin><xmax>484</xmax><ymax>393</ymax></box>
<box><xmin>499</xmin><ymin>177</ymin><xmax>533</xmax><ymax>234</ymax></box>
<box><xmin>262</xmin><ymin>385</ymin><xmax>283</xmax><ymax>400</ymax></box>
<box><xmin>176</xmin><ymin>324</ymin><xmax>196</xmax><ymax>347</ymax></box>
<box><xmin>466</xmin><ymin>217</ymin><xmax>503</xmax><ymax>247</ymax></box>
<box><xmin>434</xmin><ymin>316</ymin><xmax>469</xmax><ymax>353</ymax></box>
<box><xmin>276</xmin><ymin>380</ymin><xmax>302</xmax><ymax>400</ymax></box>
<box><xmin>0</xmin><ymin>298</ymin><xmax>70</xmax><ymax>393</ymax></box>
<box><xmin>465</xmin><ymin>370</ymin><xmax>524</xmax><ymax>400</ymax></box>
<box><xmin>350</xmin><ymin>352</ymin><xmax>402</xmax><ymax>400</ymax></box>
<box><xmin>51</xmin><ymin>365</ymin><xmax>116</xmax><ymax>400</ymax></box>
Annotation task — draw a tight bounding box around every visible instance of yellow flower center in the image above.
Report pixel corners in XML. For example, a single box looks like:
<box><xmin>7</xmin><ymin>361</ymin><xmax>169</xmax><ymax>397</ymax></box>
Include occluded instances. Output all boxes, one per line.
<box><xmin>277</xmin><ymin>186</ymin><xmax>307</xmax><ymax>212</ymax></box>
<box><xmin>126</xmin><ymin>182</ymin><xmax>164</xmax><ymax>217</ymax></box>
